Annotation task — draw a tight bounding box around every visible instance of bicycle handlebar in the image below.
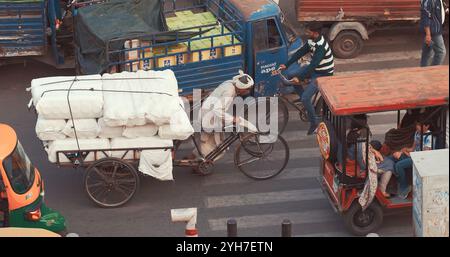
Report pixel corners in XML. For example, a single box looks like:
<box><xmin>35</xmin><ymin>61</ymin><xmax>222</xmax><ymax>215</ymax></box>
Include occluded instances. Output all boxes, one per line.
<box><xmin>272</xmin><ymin>68</ymin><xmax>303</xmax><ymax>87</ymax></box>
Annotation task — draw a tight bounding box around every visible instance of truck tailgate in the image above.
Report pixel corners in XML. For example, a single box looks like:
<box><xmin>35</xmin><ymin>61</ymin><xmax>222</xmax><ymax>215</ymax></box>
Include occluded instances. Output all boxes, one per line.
<box><xmin>0</xmin><ymin>0</ymin><xmax>46</xmax><ymax>57</ymax></box>
<box><xmin>296</xmin><ymin>0</ymin><xmax>421</xmax><ymax>22</ymax></box>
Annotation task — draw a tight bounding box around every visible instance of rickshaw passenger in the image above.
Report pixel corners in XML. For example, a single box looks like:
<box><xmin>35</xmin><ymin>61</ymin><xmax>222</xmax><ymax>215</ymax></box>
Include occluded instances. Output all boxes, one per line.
<box><xmin>393</xmin><ymin>118</ymin><xmax>434</xmax><ymax>199</ymax></box>
<box><xmin>346</xmin><ymin>115</ymin><xmax>394</xmax><ymax>198</ymax></box>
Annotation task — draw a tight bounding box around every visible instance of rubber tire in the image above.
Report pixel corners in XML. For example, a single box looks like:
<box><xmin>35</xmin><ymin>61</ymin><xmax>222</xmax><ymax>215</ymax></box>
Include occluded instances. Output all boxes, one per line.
<box><xmin>332</xmin><ymin>31</ymin><xmax>364</xmax><ymax>59</ymax></box>
<box><xmin>322</xmin><ymin>120</ymin><xmax>338</xmax><ymax>163</ymax></box>
<box><xmin>274</xmin><ymin>99</ymin><xmax>289</xmax><ymax>135</ymax></box>
<box><xmin>84</xmin><ymin>158</ymin><xmax>140</xmax><ymax>208</ymax></box>
<box><xmin>235</xmin><ymin>134</ymin><xmax>290</xmax><ymax>180</ymax></box>
<box><xmin>343</xmin><ymin>201</ymin><xmax>384</xmax><ymax>236</ymax></box>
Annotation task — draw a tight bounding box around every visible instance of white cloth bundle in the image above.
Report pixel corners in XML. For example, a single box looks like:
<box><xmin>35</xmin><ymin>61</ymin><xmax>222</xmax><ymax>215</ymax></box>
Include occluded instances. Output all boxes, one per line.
<box><xmin>98</xmin><ymin>118</ymin><xmax>124</xmax><ymax>139</ymax></box>
<box><xmin>158</xmin><ymin>109</ymin><xmax>194</xmax><ymax>140</ymax></box>
<box><xmin>122</xmin><ymin>124</ymin><xmax>159</xmax><ymax>138</ymax></box>
<box><xmin>35</xmin><ymin>117</ymin><xmax>67</xmax><ymax>141</ymax></box>
<box><xmin>45</xmin><ymin>138</ymin><xmax>110</xmax><ymax>163</ymax></box>
<box><xmin>30</xmin><ymin>75</ymin><xmax>103</xmax><ymax>119</ymax></box>
<box><xmin>102</xmin><ymin>70</ymin><xmax>182</xmax><ymax>127</ymax></box>
<box><xmin>62</xmin><ymin>119</ymin><xmax>100</xmax><ymax>139</ymax></box>
<box><xmin>139</xmin><ymin>150</ymin><xmax>173</xmax><ymax>181</ymax></box>
<box><xmin>110</xmin><ymin>136</ymin><xmax>173</xmax><ymax>159</ymax></box>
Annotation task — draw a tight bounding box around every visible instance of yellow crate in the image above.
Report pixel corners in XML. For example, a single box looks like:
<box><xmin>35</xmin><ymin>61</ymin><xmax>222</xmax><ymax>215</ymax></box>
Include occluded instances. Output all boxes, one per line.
<box><xmin>169</xmin><ymin>43</ymin><xmax>189</xmax><ymax>64</ymax></box>
<box><xmin>224</xmin><ymin>45</ymin><xmax>242</xmax><ymax>57</ymax></box>
<box><xmin>124</xmin><ymin>62</ymin><xmax>140</xmax><ymax>72</ymax></box>
<box><xmin>156</xmin><ymin>56</ymin><xmax>177</xmax><ymax>68</ymax></box>
<box><xmin>139</xmin><ymin>50</ymin><xmax>154</xmax><ymax>70</ymax></box>
<box><xmin>191</xmin><ymin>47</ymin><xmax>222</xmax><ymax>62</ymax></box>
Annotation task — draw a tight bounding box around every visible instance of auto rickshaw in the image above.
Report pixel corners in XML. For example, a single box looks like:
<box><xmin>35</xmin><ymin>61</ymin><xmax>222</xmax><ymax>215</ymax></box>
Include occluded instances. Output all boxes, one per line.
<box><xmin>0</xmin><ymin>124</ymin><xmax>66</xmax><ymax>234</ymax></box>
<box><xmin>315</xmin><ymin>66</ymin><xmax>449</xmax><ymax>236</ymax></box>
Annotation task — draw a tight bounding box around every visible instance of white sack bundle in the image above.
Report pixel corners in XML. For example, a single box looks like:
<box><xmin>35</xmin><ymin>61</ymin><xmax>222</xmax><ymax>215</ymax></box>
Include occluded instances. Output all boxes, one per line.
<box><xmin>35</xmin><ymin>117</ymin><xmax>67</xmax><ymax>141</ymax></box>
<box><xmin>45</xmin><ymin>138</ymin><xmax>110</xmax><ymax>163</ymax></box>
<box><xmin>110</xmin><ymin>136</ymin><xmax>173</xmax><ymax>159</ymax></box>
<box><xmin>102</xmin><ymin>70</ymin><xmax>182</xmax><ymax>127</ymax></box>
<box><xmin>122</xmin><ymin>124</ymin><xmax>159</xmax><ymax>138</ymax></box>
<box><xmin>158</xmin><ymin>109</ymin><xmax>194</xmax><ymax>140</ymax></box>
<box><xmin>30</xmin><ymin>75</ymin><xmax>103</xmax><ymax>119</ymax></box>
<box><xmin>98</xmin><ymin>118</ymin><xmax>124</xmax><ymax>139</ymax></box>
<box><xmin>139</xmin><ymin>150</ymin><xmax>173</xmax><ymax>181</ymax></box>
<box><xmin>62</xmin><ymin>119</ymin><xmax>100</xmax><ymax>139</ymax></box>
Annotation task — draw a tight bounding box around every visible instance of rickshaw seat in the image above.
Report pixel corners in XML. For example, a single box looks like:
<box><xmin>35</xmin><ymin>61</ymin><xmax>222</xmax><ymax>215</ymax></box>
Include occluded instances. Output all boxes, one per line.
<box><xmin>335</xmin><ymin>159</ymin><xmax>366</xmax><ymax>179</ymax></box>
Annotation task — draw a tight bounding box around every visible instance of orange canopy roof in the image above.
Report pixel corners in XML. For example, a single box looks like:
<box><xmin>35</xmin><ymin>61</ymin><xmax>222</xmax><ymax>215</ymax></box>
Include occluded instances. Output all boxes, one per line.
<box><xmin>0</xmin><ymin>124</ymin><xmax>18</xmax><ymax>160</ymax></box>
<box><xmin>317</xmin><ymin>66</ymin><xmax>449</xmax><ymax>116</ymax></box>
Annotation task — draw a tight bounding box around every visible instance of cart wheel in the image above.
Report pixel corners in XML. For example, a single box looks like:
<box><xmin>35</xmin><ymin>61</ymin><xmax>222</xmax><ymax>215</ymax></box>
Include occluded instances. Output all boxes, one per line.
<box><xmin>343</xmin><ymin>201</ymin><xmax>383</xmax><ymax>236</ymax></box>
<box><xmin>235</xmin><ymin>133</ymin><xmax>289</xmax><ymax>180</ymax></box>
<box><xmin>197</xmin><ymin>161</ymin><xmax>214</xmax><ymax>176</ymax></box>
<box><xmin>84</xmin><ymin>158</ymin><xmax>139</xmax><ymax>208</ymax></box>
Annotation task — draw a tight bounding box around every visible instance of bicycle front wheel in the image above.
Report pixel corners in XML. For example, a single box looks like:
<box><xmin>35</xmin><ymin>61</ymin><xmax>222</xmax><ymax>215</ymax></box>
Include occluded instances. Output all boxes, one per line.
<box><xmin>234</xmin><ymin>133</ymin><xmax>290</xmax><ymax>180</ymax></box>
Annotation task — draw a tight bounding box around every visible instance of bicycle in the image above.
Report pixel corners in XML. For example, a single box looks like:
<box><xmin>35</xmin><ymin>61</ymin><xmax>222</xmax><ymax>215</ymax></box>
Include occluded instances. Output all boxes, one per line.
<box><xmin>268</xmin><ymin>68</ymin><xmax>324</xmax><ymax>135</ymax></box>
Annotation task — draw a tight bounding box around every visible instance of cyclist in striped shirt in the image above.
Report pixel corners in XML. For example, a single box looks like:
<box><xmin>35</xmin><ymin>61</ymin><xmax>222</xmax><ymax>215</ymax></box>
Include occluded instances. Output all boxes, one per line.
<box><xmin>278</xmin><ymin>24</ymin><xmax>334</xmax><ymax>135</ymax></box>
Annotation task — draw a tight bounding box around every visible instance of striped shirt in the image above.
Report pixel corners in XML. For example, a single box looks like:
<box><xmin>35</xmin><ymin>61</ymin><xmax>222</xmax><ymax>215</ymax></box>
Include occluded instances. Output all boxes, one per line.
<box><xmin>420</xmin><ymin>0</ymin><xmax>445</xmax><ymax>36</ymax></box>
<box><xmin>286</xmin><ymin>35</ymin><xmax>334</xmax><ymax>79</ymax></box>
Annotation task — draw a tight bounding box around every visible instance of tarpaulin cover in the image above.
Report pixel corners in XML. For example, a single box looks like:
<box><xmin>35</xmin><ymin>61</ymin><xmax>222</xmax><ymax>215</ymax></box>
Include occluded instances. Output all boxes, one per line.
<box><xmin>74</xmin><ymin>0</ymin><xmax>203</xmax><ymax>74</ymax></box>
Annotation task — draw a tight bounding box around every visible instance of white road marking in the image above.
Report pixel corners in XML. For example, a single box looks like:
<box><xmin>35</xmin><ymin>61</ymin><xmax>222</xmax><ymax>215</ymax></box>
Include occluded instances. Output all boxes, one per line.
<box><xmin>202</xmin><ymin>166</ymin><xmax>318</xmax><ymax>186</ymax></box>
<box><xmin>208</xmin><ymin>210</ymin><xmax>337</xmax><ymax>231</ymax></box>
<box><xmin>205</xmin><ymin>188</ymin><xmax>324</xmax><ymax>208</ymax></box>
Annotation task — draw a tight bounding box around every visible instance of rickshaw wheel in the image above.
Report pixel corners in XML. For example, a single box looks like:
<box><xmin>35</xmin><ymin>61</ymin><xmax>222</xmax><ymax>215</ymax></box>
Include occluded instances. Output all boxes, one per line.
<box><xmin>84</xmin><ymin>158</ymin><xmax>140</xmax><ymax>208</ymax></box>
<box><xmin>197</xmin><ymin>161</ymin><xmax>214</xmax><ymax>176</ymax></box>
<box><xmin>343</xmin><ymin>201</ymin><xmax>383</xmax><ymax>236</ymax></box>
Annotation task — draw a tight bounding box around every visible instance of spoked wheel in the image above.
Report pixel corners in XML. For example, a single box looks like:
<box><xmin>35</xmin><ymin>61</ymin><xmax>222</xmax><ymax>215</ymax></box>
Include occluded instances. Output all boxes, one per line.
<box><xmin>235</xmin><ymin>133</ymin><xmax>290</xmax><ymax>180</ymax></box>
<box><xmin>343</xmin><ymin>202</ymin><xmax>383</xmax><ymax>236</ymax></box>
<box><xmin>245</xmin><ymin>97</ymin><xmax>289</xmax><ymax>136</ymax></box>
<box><xmin>84</xmin><ymin>158</ymin><xmax>140</xmax><ymax>208</ymax></box>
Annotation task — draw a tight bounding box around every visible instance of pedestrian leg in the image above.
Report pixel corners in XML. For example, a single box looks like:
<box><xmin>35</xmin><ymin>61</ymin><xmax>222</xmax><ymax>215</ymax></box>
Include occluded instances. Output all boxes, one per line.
<box><xmin>301</xmin><ymin>78</ymin><xmax>319</xmax><ymax>134</ymax></box>
<box><xmin>420</xmin><ymin>41</ymin><xmax>433</xmax><ymax>67</ymax></box>
<box><xmin>394</xmin><ymin>157</ymin><xmax>413</xmax><ymax>197</ymax></box>
<box><xmin>431</xmin><ymin>34</ymin><xmax>447</xmax><ymax>66</ymax></box>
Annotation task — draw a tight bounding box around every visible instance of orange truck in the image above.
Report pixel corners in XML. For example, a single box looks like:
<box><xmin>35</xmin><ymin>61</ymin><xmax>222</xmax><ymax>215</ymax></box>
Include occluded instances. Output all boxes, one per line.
<box><xmin>295</xmin><ymin>0</ymin><xmax>425</xmax><ymax>59</ymax></box>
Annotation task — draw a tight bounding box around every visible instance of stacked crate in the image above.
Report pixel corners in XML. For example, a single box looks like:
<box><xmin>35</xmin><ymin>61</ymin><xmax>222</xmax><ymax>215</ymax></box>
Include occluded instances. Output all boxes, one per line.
<box><xmin>121</xmin><ymin>10</ymin><xmax>241</xmax><ymax>72</ymax></box>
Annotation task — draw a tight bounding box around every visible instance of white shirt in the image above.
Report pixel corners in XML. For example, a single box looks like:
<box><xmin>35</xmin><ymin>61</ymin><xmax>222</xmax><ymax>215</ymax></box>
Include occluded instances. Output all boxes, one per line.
<box><xmin>201</xmin><ymin>80</ymin><xmax>236</xmax><ymax>131</ymax></box>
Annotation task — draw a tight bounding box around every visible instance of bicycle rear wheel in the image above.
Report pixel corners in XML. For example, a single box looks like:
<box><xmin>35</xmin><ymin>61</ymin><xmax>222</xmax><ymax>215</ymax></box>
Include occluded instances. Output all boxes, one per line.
<box><xmin>234</xmin><ymin>133</ymin><xmax>290</xmax><ymax>180</ymax></box>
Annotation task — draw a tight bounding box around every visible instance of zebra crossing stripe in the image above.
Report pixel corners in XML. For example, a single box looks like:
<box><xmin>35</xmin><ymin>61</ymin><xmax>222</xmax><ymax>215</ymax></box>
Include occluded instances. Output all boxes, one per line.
<box><xmin>208</xmin><ymin>209</ymin><xmax>336</xmax><ymax>231</ymax></box>
<box><xmin>205</xmin><ymin>188</ymin><xmax>324</xmax><ymax>208</ymax></box>
<box><xmin>202</xmin><ymin>166</ymin><xmax>318</xmax><ymax>186</ymax></box>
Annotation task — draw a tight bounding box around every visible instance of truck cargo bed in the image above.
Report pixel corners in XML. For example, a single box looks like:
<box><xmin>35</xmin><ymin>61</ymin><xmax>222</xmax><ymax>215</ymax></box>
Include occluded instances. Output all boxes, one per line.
<box><xmin>296</xmin><ymin>0</ymin><xmax>421</xmax><ymax>22</ymax></box>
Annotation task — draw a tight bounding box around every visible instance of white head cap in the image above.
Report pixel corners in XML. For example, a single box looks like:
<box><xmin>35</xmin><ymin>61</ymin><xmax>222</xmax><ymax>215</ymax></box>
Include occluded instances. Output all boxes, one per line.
<box><xmin>233</xmin><ymin>70</ymin><xmax>254</xmax><ymax>89</ymax></box>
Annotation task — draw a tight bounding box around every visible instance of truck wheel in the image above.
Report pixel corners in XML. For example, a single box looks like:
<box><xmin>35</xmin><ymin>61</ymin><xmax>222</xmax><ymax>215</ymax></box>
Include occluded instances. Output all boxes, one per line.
<box><xmin>343</xmin><ymin>201</ymin><xmax>383</xmax><ymax>236</ymax></box>
<box><xmin>332</xmin><ymin>31</ymin><xmax>363</xmax><ymax>59</ymax></box>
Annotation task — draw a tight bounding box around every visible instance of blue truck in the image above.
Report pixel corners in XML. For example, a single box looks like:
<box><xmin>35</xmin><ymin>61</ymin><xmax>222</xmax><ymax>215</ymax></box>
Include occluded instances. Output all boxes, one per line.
<box><xmin>0</xmin><ymin>0</ymin><xmax>72</xmax><ymax>67</ymax></box>
<box><xmin>1</xmin><ymin>0</ymin><xmax>303</xmax><ymax>97</ymax></box>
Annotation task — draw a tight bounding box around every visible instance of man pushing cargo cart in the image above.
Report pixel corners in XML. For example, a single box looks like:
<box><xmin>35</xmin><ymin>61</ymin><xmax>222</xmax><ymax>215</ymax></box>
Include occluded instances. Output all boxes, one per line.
<box><xmin>27</xmin><ymin>69</ymin><xmax>289</xmax><ymax>208</ymax></box>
